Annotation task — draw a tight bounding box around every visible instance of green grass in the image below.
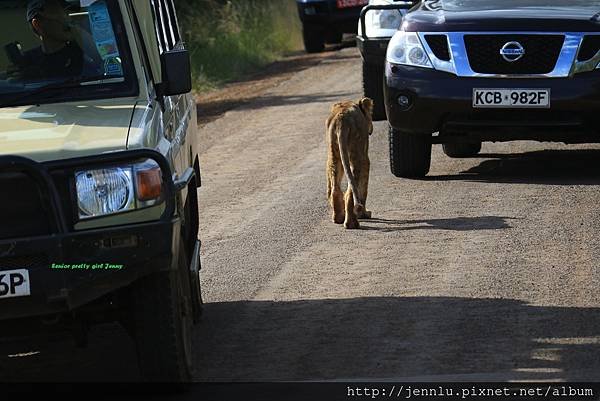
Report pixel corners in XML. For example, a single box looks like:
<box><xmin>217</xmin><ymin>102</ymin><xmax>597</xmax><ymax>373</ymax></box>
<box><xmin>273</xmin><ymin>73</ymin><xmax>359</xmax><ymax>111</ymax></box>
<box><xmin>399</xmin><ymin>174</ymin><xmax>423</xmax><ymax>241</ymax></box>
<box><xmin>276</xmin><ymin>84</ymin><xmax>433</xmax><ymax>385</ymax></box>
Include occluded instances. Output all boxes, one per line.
<box><xmin>174</xmin><ymin>0</ymin><xmax>303</xmax><ymax>91</ymax></box>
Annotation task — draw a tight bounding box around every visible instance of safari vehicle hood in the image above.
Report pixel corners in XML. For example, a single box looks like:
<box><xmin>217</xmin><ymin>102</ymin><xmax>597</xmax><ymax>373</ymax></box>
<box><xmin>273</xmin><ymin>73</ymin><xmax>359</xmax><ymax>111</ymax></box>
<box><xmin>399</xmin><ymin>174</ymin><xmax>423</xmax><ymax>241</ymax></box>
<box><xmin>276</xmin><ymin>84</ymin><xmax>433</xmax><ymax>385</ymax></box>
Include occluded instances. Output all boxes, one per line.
<box><xmin>403</xmin><ymin>0</ymin><xmax>600</xmax><ymax>32</ymax></box>
<box><xmin>0</xmin><ymin>99</ymin><xmax>136</xmax><ymax>163</ymax></box>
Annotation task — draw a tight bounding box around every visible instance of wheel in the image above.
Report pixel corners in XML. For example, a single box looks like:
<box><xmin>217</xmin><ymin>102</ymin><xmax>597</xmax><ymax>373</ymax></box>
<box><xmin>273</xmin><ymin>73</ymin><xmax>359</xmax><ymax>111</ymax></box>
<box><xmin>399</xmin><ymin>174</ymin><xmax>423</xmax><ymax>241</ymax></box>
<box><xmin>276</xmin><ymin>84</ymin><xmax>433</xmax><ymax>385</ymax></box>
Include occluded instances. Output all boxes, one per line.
<box><xmin>442</xmin><ymin>142</ymin><xmax>482</xmax><ymax>158</ymax></box>
<box><xmin>182</xmin><ymin>182</ymin><xmax>203</xmax><ymax>324</ymax></box>
<box><xmin>189</xmin><ymin>243</ymin><xmax>203</xmax><ymax>324</ymax></box>
<box><xmin>362</xmin><ymin>61</ymin><xmax>386</xmax><ymax>121</ymax></box>
<box><xmin>302</xmin><ymin>24</ymin><xmax>325</xmax><ymax>53</ymax></box>
<box><xmin>130</xmin><ymin>253</ymin><xmax>193</xmax><ymax>382</ymax></box>
<box><xmin>389</xmin><ymin>126</ymin><xmax>432</xmax><ymax>178</ymax></box>
<box><xmin>325</xmin><ymin>31</ymin><xmax>343</xmax><ymax>44</ymax></box>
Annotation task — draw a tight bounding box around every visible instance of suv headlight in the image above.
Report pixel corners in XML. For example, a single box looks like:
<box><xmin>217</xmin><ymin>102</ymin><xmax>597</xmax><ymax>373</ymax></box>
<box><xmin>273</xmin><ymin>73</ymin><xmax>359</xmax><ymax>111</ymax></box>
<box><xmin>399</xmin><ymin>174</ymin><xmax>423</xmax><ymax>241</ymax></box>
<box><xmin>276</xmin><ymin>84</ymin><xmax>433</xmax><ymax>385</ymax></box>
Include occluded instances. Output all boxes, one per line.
<box><xmin>371</xmin><ymin>8</ymin><xmax>403</xmax><ymax>30</ymax></box>
<box><xmin>75</xmin><ymin>159</ymin><xmax>163</xmax><ymax>219</ymax></box>
<box><xmin>386</xmin><ymin>31</ymin><xmax>433</xmax><ymax>68</ymax></box>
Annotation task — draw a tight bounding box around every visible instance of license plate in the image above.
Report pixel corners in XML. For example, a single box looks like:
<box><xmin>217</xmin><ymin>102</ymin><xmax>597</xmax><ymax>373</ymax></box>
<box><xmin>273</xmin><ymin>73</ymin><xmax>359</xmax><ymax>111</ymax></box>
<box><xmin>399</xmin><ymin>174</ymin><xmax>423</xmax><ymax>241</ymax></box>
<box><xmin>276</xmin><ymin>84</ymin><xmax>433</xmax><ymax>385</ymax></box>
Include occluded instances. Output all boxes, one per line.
<box><xmin>0</xmin><ymin>269</ymin><xmax>30</xmax><ymax>299</ymax></box>
<box><xmin>473</xmin><ymin>89</ymin><xmax>550</xmax><ymax>108</ymax></box>
<box><xmin>336</xmin><ymin>0</ymin><xmax>368</xmax><ymax>9</ymax></box>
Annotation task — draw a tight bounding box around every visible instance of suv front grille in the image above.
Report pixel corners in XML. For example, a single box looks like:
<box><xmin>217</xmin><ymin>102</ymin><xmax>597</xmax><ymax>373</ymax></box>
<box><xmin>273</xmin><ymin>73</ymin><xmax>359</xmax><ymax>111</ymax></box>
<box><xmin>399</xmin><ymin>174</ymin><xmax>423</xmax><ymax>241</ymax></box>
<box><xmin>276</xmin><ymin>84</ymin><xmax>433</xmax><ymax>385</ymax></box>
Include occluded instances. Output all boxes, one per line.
<box><xmin>0</xmin><ymin>172</ymin><xmax>53</xmax><ymax>240</ymax></box>
<box><xmin>578</xmin><ymin>35</ymin><xmax>600</xmax><ymax>61</ymax></box>
<box><xmin>464</xmin><ymin>34</ymin><xmax>564</xmax><ymax>74</ymax></box>
<box><xmin>425</xmin><ymin>34</ymin><xmax>451</xmax><ymax>61</ymax></box>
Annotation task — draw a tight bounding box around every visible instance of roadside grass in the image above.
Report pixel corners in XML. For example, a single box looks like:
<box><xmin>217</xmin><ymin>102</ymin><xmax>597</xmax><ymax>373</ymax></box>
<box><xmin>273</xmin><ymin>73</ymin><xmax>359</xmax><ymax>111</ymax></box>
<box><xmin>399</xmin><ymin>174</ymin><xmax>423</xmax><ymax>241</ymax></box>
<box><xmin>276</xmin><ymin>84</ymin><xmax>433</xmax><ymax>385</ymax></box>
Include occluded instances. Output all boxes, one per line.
<box><xmin>175</xmin><ymin>0</ymin><xmax>303</xmax><ymax>91</ymax></box>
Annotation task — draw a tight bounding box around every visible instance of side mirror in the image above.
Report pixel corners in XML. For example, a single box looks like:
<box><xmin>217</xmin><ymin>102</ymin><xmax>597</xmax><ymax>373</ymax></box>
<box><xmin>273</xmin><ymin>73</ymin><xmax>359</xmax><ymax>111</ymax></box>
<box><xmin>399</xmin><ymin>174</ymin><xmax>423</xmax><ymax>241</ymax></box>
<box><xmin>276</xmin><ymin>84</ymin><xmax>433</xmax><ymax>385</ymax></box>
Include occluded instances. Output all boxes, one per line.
<box><xmin>159</xmin><ymin>48</ymin><xmax>192</xmax><ymax>96</ymax></box>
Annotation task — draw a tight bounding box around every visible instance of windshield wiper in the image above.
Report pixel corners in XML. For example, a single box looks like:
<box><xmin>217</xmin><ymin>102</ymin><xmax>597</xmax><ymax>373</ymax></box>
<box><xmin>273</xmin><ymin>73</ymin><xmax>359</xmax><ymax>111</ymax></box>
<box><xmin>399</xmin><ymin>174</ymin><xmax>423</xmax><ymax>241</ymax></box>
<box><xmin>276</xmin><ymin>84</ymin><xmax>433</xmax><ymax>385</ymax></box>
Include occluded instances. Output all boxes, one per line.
<box><xmin>0</xmin><ymin>75</ymin><xmax>121</xmax><ymax>108</ymax></box>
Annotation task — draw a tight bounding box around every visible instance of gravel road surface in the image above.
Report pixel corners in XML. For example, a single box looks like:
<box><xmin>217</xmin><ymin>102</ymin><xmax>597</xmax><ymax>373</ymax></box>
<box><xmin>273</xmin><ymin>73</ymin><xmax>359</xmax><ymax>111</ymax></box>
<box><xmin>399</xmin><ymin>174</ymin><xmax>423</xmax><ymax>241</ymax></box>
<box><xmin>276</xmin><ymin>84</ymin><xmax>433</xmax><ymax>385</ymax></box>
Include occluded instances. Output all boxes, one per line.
<box><xmin>2</xmin><ymin>46</ymin><xmax>600</xmax><ymax>383</ymax></box>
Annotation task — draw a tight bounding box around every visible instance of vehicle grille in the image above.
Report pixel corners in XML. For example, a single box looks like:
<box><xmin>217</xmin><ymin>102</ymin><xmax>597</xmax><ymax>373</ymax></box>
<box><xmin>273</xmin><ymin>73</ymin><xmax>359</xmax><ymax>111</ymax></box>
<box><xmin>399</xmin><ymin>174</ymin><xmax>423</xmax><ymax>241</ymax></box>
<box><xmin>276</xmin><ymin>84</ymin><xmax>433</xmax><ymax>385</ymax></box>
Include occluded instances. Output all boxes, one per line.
<box><xmin>0</xmin><ymin>254</ymin><xmax>48</xmax><ymax>271</ymax></box>
<box><xmin>0</xmin><ymin>172</ymin><xmax>53</xmax><ymax>240</ymax></box>
<box><xmin>425</xmin><ymin>34</ymin><xmax>451</xmax><ymax>61</ymax></box>
<box><xmin>578</xmin><ymin>35</ymin><xmax>600</xmax><ymax>61</ymax></box>
<box><xmin>464</xmin><ymin>34</ymin><xmax>564</xmax><ymax>74</ymax></box>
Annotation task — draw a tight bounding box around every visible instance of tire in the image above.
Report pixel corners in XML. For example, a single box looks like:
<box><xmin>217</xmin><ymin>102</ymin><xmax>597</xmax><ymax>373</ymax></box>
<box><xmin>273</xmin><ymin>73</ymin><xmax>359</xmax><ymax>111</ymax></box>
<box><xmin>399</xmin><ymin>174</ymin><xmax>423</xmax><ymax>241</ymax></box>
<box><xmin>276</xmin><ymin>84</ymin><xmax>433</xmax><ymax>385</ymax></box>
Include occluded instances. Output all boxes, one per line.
<box><xmin>302</xmin><ymin>24</ymin><xmax>324</xmax><ymax>53</ymax></box>
<box><xmin>183</xmin><ymin>182</ymin><xmax>203</xmax><ymax>324</ymax></box>
<box><xmin>389</xmin><ymin>126</ymin><xmax>432</xmax><ymax>178</ymax></box>
<box><xmin>130</xmin><ymin>258</ymin><xmax>193</xmax><ymax>382</ymax></box>
<box><xmin>362</xmin><ymin>62</ymin><xmax>386</xmax><ymax>121</ymax></box>
<box><xmin>189</xmin><ymin>244</ymin><xmax>203</xmax><ymax>324</ymax></box>
<box><xmin>326</xmin><ymin>31</ymin><xmax>343</xmax><ymax>44</ymax></box>
<box><xmin>442</xmin><ymin>142</ymin><xmax>482</xmax><ymax>158</ymax></box>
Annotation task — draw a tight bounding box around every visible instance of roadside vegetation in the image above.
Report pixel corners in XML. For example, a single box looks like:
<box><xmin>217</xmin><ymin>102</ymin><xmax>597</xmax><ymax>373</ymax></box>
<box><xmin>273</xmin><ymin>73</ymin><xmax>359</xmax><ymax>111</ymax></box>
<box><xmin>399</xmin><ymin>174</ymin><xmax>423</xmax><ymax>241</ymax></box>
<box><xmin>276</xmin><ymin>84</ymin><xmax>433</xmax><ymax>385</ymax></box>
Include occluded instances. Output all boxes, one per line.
<box><xmin>174</xmin><ymin>0</ymin><xmax>303</xmax><ymax>91</ymax></box>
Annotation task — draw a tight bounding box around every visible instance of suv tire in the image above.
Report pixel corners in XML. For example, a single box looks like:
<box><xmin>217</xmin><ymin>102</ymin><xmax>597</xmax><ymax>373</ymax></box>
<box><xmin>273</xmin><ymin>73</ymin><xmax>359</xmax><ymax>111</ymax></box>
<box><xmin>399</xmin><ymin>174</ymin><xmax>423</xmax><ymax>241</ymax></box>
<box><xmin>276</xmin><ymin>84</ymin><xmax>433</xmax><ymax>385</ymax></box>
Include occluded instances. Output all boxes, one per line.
<box><xmin>326</xmin><ymin>31</ymin><xmax>343</xmax><ymax>44</ymax></box>
<box><xmin>442</xmin><ymin>142</ymin><xmax>482</xmax><ymax>158</ymax></box>
<box><xmin>389</xmin><ymin>126</ymin><xmax>432</xmax><ymax>178</ymax></box>
<box><xmin>362</xmin><ymin>62</ymin><xmax>386</xmax><ymax>121</ymax></box>
<box><xmin>183</xmin><ymin>180</ymin><xmax>203</xmax><ymax>324</ymax></box>
<box><xmin>302</xmin><ymin>24</ymin><xmax>325</xmax><ymax>53</ymax></box>
<box><xmin>130</xmin><ymin>260</ymin><xmax>193</xmax><ymax>382</ymax></box>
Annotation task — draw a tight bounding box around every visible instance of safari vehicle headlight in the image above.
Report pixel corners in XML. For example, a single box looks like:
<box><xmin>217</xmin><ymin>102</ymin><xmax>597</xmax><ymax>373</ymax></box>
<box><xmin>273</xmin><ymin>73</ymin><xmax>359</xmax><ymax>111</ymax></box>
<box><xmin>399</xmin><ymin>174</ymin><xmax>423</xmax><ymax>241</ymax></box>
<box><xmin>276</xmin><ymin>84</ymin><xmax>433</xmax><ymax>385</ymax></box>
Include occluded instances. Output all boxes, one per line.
<box><xmin>76</xmin><ymin>159</ymin><xmax>163</xmax><ymax>219</ymax></box>
<box><xmin>371</xmin><ymin>8</ymin><xmax>403</xmax><ymax>30</ymax></box>
<box><xmin>386</xmin><ymin>31</ymin><xmax>433</xmax><ymax>68</ymax></box>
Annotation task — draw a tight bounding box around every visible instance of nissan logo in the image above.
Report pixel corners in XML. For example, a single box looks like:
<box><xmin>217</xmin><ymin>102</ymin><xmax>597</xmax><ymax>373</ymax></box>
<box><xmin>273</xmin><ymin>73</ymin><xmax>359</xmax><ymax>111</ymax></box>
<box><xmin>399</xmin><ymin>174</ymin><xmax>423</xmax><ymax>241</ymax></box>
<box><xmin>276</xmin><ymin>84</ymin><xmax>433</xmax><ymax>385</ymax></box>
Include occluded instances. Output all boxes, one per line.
<box><xmin>500</xmin><ymin>41</ymin><xmax>525</xmax><ymax>62</ymax></box>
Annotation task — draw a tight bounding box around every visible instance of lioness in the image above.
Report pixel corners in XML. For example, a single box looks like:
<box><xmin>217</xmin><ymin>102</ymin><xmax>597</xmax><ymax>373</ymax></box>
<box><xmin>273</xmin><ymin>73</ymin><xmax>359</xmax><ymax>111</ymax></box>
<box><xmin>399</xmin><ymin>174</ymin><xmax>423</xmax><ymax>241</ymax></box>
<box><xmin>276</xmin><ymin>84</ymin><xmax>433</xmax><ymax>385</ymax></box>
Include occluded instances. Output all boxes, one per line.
<box><xmin>326</xmin><ymin>97</ymin><xmax>373</xmax><ymax>229</ymax></box>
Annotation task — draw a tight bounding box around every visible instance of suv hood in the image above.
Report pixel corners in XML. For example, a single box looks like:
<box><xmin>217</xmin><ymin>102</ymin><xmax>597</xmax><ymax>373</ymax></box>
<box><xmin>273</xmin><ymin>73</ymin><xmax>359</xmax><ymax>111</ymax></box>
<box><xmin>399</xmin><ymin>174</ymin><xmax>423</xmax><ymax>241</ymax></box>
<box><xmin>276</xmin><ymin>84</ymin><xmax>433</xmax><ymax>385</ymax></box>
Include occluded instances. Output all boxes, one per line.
<box><xmin>404</xmin><ymin>0</ymin><xmax>600</xmax><ymax>32</ymax></box>
<box><xmin>0</xmin><ymin>99</ymin><xmax>136</xmax><ymax>163</ymax></box>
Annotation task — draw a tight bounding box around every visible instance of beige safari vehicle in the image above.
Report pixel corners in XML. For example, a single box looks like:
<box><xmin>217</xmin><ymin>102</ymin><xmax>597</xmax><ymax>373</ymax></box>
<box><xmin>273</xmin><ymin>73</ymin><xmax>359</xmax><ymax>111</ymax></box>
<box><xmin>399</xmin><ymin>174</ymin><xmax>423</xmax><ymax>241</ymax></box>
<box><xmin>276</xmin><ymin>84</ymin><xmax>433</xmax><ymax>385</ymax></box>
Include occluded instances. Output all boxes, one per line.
<box><xmin>0</xmin><ymin>0</ymin><xmax>202</xmax><ymax>381</ymax></box>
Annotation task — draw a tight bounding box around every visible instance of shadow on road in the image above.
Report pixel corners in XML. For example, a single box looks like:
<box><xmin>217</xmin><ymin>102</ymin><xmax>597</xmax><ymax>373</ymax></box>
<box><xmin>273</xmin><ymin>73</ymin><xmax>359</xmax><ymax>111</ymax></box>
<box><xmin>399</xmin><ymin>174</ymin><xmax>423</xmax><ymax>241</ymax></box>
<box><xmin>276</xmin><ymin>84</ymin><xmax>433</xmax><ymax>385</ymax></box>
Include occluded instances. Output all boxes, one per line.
<box><xmin>2</xmin><ymin>297</ymin><xmax>599</xmax><ymax>382</ymax></box>
<box><xmin>429</xmin><ymin>149</ymin><xmax>600</xmax><ymax>185</ymax></box>
<box><xmin>196</xmin><ymin>297</ymin><xmax>600</xmax><ymax>382</ymax></box>
<box><xmin>360</xmin><ymin>216</ymin><xmax>514</xmax><ymax>232</ymax></box>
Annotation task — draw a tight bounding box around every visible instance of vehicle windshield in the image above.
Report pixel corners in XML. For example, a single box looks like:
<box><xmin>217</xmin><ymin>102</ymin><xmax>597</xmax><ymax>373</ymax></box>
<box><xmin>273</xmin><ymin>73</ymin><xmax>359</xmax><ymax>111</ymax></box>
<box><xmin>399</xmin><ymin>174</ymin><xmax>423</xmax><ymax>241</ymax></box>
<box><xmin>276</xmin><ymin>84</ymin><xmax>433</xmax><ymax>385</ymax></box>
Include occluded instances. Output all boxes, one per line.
<box><xmin>0</xmin><ymin>0</ymin><xmax>135</xmax><ymax>107</ymax></box>
<box><xmin>425</xmin><ymin>0</ymin><xmax>600</xmax><ymax>11</ymax></box>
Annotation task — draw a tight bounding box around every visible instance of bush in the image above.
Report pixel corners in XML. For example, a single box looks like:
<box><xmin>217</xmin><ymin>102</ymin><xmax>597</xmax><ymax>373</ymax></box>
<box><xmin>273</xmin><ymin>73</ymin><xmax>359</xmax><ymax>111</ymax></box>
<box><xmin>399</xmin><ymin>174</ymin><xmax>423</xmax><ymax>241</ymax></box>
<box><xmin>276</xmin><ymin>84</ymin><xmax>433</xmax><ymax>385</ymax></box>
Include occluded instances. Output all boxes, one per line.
<box><xmin>174</xmin><ymin>0</ymin><xmax>303</xmax><ymax>91</ymax></box>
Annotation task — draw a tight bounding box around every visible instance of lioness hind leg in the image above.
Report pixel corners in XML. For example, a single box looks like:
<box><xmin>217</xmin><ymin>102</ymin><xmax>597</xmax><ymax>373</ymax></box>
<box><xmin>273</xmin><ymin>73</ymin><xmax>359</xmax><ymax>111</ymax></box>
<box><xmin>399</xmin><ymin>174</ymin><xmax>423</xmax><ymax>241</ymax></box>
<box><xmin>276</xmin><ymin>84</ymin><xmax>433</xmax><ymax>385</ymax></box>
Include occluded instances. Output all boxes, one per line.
<box><xmin>327</xmin><ymin>146</ymin><xmax>345</xmax><ymax>224</ymax></box>
<box><xmin>344</xmin><ymin>185</ymin><xmax>360</xmax><ymax>229</ymax></box>
<box><xmin>357</xmin><ymin>156</ymin><xmax>372</xmax><ymax>219</ymax></box>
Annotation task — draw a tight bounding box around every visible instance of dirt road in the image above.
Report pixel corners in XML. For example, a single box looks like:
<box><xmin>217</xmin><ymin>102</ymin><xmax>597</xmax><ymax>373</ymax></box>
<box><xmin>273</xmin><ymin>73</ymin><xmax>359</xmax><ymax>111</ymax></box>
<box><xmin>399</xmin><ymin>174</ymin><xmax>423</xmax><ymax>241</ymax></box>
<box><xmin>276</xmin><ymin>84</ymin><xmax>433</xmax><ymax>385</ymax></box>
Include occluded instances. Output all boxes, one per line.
<box><xmin>3</xmin><ymin>46</ymin><xmax>600</xmax><ymax>382</ymax></box>
<box><xmin>194</xmin><ymin>46</ymin><xmax>600</xmax><ymax>382</ymax></box>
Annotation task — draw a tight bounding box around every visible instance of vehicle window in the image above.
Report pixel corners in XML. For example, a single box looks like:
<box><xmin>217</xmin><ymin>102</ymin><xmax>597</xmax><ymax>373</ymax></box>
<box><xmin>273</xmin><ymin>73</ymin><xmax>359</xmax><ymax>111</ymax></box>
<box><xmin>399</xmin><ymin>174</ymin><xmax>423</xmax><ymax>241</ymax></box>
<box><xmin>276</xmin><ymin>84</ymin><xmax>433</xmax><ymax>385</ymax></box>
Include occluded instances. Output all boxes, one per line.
<box><xmin>0</xmin><ymin>0</ymin><xmax>136</xmax><ymax>106</ymax></box>
<box><xmin>150</xmin><ymin>0</ymin><xmax>181</xmax><ymax>53</ymax></box>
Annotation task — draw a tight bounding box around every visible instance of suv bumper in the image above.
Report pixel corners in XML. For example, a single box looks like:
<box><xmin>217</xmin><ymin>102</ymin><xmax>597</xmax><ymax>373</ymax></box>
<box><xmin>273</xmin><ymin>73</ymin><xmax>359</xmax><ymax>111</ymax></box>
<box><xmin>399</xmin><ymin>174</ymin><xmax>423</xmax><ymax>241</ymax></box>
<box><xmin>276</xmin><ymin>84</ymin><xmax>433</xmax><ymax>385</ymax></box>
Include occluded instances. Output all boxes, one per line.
<box><xmin>0</xmin><ymin>219</ymin><xmax>181</xmax><ymax>321</ymax></box>
<box><xmin>384</xmin><ymin>64</ymin><xmax>600</xmax><ymax>142</ymax></box>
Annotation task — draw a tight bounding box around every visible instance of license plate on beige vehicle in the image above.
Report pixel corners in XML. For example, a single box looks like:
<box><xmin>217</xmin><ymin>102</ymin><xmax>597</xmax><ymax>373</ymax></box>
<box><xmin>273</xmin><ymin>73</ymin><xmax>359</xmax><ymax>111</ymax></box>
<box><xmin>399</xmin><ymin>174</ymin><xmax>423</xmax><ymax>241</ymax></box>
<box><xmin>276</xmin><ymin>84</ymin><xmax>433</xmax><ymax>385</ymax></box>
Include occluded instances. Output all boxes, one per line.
<box><xmin>0</xmin><ymin>269</ymin><xmax>30</xmax><ymax>299</ymax></box>
<box><xmin>473</xmin><ymin>89</ymin><xmax>550</xmax><ymax>108</ymax></box>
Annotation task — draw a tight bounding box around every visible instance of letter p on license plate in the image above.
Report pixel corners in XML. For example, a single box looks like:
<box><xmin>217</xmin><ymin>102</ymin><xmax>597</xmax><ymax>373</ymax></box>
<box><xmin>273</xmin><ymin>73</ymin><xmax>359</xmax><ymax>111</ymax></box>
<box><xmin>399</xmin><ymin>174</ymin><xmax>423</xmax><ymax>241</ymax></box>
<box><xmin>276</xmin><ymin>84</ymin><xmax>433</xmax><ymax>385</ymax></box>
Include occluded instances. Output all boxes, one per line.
<box><xmin>473</xmin><ymin>88</ymin><xmax>550</xmax><ymax>108</ymax></box>
<box><xmin>0</xmin><ymin>269</ymin><xmax>30</xmax><ymax>299</ymax></box>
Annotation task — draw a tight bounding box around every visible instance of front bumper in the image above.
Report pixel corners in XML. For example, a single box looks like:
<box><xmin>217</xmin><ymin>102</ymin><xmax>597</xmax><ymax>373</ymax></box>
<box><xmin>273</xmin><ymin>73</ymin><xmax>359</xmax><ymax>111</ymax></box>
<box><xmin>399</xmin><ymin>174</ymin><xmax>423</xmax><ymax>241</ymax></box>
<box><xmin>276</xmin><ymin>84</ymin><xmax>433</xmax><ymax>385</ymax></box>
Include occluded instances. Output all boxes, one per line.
<box><xmin>384</xmin><ymin>64</ymin><xmax>600</xmax><ymax>142</ymax></box>
<box><xmin>0</xmin><ymin>219</ymin><xmax>180</xmax><ymax>320</ymax></box>
<box><xmin>0</xmin><ymin>149</ymin><xmax>191</xmax><ymax>321</ymax></box>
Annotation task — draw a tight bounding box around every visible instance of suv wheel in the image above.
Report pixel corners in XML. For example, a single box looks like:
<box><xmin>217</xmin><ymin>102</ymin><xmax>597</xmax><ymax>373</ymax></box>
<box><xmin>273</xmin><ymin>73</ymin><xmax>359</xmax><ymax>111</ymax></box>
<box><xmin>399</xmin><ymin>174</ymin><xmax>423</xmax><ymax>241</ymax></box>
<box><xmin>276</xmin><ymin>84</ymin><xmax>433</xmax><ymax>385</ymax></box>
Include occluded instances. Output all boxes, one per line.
<box><xmin>130</xmin><ymin>255</ymin><xmax>193</xmax><ymax>382</ymax></box>
<box><xmin>389</xmin><ymin>126</ymin><xmax>432</xmax><ymax>178</ymax></box>
<box><xmin>442</xmin><ymin>142</ymin><xmax>482</xmax><ymax>158</ymax></box>
<box><xmin>362</xmin><ymin>61</ymin><xmax>386</xmax><ymax>121</ymax></box>
<box><xmin>302</xmin><ymin>24</ymin><xmax>325</xmax><ymax>53</ymax></box>
<box><xmin>326</xmin><ymin>31</ymin><xmax>343</xmax><ymax>44</ymax></box>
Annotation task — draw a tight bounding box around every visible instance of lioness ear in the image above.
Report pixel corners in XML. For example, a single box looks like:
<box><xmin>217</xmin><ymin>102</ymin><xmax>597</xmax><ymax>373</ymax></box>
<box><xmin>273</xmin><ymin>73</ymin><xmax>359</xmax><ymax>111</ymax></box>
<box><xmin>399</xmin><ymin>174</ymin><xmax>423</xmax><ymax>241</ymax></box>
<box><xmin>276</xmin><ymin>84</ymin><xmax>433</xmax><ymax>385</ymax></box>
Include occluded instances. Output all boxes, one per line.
<box><xmin>359</xmin><ymin>97</ymin><xmax>374</xmax><ymax>118</ymax></box>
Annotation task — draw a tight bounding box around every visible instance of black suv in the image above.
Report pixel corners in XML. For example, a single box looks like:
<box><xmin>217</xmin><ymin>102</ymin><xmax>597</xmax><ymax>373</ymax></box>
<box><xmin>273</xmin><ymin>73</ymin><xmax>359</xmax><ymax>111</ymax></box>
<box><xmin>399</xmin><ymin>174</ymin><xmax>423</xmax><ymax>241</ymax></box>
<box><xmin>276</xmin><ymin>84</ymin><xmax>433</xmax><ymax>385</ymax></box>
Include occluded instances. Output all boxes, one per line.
<box><xmin>297</xmin><ymin>0</ymin><xmax>368</xmax><ymax>52</ymax></box>
<box><xmin>384</xmin><ymin>0</ymin><xmax>600</xmax><ymax>177</ymax></box>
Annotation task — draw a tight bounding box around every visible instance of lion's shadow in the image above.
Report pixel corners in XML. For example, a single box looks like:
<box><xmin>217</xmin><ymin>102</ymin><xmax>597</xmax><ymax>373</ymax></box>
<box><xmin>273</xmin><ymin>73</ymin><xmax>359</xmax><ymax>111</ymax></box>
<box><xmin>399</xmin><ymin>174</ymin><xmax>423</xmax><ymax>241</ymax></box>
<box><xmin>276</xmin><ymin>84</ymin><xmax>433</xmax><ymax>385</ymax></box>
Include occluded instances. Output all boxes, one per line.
<box><xmin>360</xmin><ymin>216</ymin><xmax>515</xmax><ymax>232</ymax></box>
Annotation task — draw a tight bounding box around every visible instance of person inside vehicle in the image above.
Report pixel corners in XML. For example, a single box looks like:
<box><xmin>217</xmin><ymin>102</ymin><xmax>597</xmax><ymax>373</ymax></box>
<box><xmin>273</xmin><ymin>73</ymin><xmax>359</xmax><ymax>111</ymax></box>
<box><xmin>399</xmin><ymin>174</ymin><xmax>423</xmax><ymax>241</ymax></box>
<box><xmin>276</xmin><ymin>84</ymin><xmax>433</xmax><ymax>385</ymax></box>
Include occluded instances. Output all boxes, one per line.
<box><xmin>23</xmin><ymin>0</ymin><xmax>102</xmax><ymax>78</ymax></box>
